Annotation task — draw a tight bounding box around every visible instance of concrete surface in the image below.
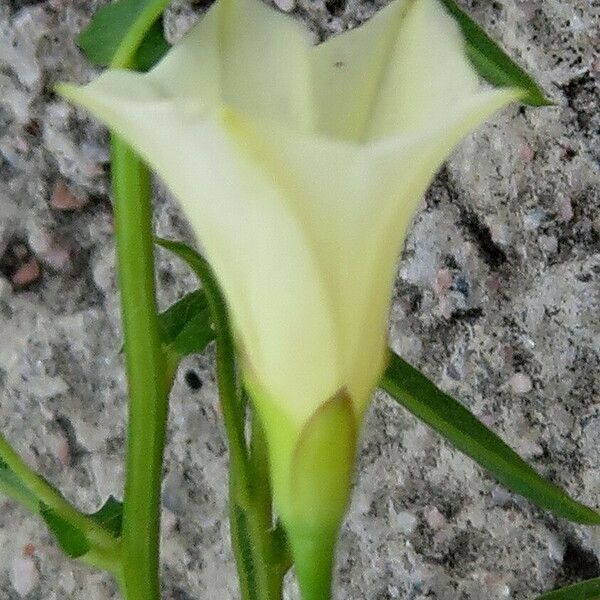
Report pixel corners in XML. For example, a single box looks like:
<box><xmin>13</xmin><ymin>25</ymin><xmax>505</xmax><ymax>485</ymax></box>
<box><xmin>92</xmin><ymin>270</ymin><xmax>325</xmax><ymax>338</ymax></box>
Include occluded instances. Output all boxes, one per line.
<box><xmin>0</xmin><ymin>0</ymin><xmax>599</xmax><ymax>598</ymax></box>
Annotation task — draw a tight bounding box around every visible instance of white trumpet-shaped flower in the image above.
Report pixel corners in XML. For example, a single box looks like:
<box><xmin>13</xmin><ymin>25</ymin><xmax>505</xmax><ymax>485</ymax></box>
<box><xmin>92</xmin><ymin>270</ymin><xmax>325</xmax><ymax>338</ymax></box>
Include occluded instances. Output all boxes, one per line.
<box><xmin>59</xmin><ymin>0</ymin><xmax>520</xmax><ymax>594</ymax></box>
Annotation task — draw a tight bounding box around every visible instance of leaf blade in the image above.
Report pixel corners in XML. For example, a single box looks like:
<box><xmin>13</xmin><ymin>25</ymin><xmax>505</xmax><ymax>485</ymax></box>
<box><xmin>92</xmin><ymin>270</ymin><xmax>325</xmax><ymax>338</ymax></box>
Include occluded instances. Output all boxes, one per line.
<box><xmin>536</xmin><ymin>579</ymin><xmax>600</xmax><ymax>600</ymax></box>
<box><xmin>159</xmin><ymin>290</ymin><xmax>215</xmax><ymax>359</ymax></box>
<box><xmin>380</xmin><ymin>351</ymin><xmax>600</xmax><ymax>524</ymax></box>
<box><xmin>134</xmin><ymin>18</ymin><xmax>171</xmax><ymax>71</ymax></box>
<box><xmin>439</xmin><ymin>0</ymin><xmax>551</xmax><ymax>106</ymax></box>
<box><xmin>41</xmin><ymin>504</ymin><xmax>91</xmax><ymax>558</ymax></box>
<box><xmin>90</xmin><ymin>496</ymin><xmax>124</xmax><ymax>538</ymax></box>
<box><xmin>77</xmin><ymin>0</ymin><xmax>170</xmax><ymax>71</ymax></box>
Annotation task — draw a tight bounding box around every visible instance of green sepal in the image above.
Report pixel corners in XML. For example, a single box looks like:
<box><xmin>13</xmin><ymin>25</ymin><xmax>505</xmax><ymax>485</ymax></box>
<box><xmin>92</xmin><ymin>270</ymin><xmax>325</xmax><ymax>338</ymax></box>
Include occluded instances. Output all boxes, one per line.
<box><xmin>283</xmin><ymin>389</ymin><xmax>357</xmax><ymax>600</ymax></box>
<box><xmin>288</xmin><ymin>388</ymin><xmax>356</xmax><ymax>531</ymax></box>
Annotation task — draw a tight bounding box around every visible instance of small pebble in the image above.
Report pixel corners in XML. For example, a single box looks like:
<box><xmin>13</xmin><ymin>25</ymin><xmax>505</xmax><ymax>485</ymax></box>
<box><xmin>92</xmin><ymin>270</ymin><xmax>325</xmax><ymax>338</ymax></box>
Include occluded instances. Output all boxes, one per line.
<box><xmin>547</xmin><ymin>532</ymin><xmax>565</xmax><ymax>562</ymax></box>
<box><xmin>13</xmin><ymin>244</ymin><xmax>29</xmax><ymax>260</ymax></box>
<box><xmin>12</xmin><ymin>136</ymin><xmax>29</xmax><ymax>154</ymax></box>
<box><xmin>486</xmin><ymin>276</ymin><xmax>501</xmax><ymax>293</ymax></box>
<box><xmin>517</xmin><ymin>0</ymin><xmax>537</xmax><ymax>20</ymax></box>
<box><xmin>54</xmin><ymin>434</ymin><xmax>71</xmax><ymax>467</ymax></box>
<box><xmin>58</xmin><ymin>570</ymin><xmax>76</xmax><ymax>595</ymax></box>
<box><xmin>454</xmin><ymin>275</ymin><xmax>469</xmax><ymax>296</ymax></box>
<box><xmin>39</xmin><ymin>405</ymin><xmax>55</xmax><ymax>421</ymax></box>
<box><xmin>162</xmin><ymin>472</ymin><xmax>189</xmax><ymax>516</ymax></box>
<box><xmin>28</xmin><ymin>229</ymin><xmax>72</xmax><ymax>272</ymax></box>
<box><xmin>476</xmin><ymin>410</ymin><xmax>495</xmax><ymax>428</ymax></box>
<box><xmin>273</xmin><ymin>0</ymin><xmax>296</xmax><ymax>11</ymax></box>
<box><xmin>162</xmin><ymin>509</ymin><xmax>179</xmax><ymax>534</ymax></box>
<box><xmin>539</xmin><ymin>235</ymin><xmax>558</xmax><ymax>253</ymax></box>
<box><xmin>395</xmin><ymin>510</ymin><xmax>418</xmax><ymax>535</ymax></box>
<box><xmin>0</xmin><ymin>276</ymin><xmax>12</xmax><ymax>300</ymax></box>
<box><xmin>50</xmin><ymin>181</ymin><xmax>88</xmax><ymax>211</ymax></box>
<box><xmin>43</xmin><ymin>242</ymin><xmax>71</xmax><ymax>271</ymax></box>
<box><xmin>11</xmin><ymin>258</ymin><xmax>41</xmax><ymax>288</ymax></box>
<box><xmin>433</xmin><ymin>268</ymin><xmax>452</xmax><ymax>297</ymax></box>
<box><xmin>557</xmin><ymin>197</ymin><xmax>573</xmax><ymax>222</ymax></box>
<box><xmin>10</xmin><ymin>556</ymin><xmax>39</xmax><ymax>597</ymax></box>
<box><xmin>491</xmin><ymin>485</ymin><xmax>512</xmax><ymax>507</ymax></box>
<box><xmin>518</xmin><ymin>142</ymin><xmax>535</xmax><ymax>162</ymax></box>
<box><xmin>424</xmin><ymin>506</ymin><xmax>446</xmax><ymax>530</ymax></box>
<box><xmin>524</xmin><ymin>208</ymin><xmax>545</xmax><ymax>230</ymax></box>
<box><xmin>509</xmin><ymin>372</ymin><xmax>532</xmax><ymax>394</ymax></box>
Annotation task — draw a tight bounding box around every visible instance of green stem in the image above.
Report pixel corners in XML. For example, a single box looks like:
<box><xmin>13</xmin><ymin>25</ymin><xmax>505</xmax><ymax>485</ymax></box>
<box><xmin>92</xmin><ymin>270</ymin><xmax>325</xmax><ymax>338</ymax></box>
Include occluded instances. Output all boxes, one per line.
<box><xmin>0</xmin><ymin>434</ymin><xmax>48</xmax><ymax>514</ymax></box>
<box><xmin>157</xmin><ymin>240</ymin><xmax>251</xmax><ymax>493</ymax></box>
<box><xmin>202</xmin><ymin>265</ymin><xmax>279</xmax><ymax>600</ymax></box>
<box><xmin>249</xmin><ymin>417</ymin><xmax>271</xmax><ymax>529</ymax></box>
<box><xmin>229</xmin><ymin>498</ymin><xmax>284</xmax><ymax>600</ymax></box>
<box><xmin>228</xmin><ymin>415</ymin><xmax>286</xmax><ymax>600</ymax></box>
<box><xmin>107</xmin><ymin>5</ymin><xmax>173</xmax><ymax>598</ymax></box>
<box><xmin>155</xmin><ymin>240</ymin><xmax>286</xmax><ymax>599</ymax></box>
<box><xmin>112</xmin><ymin>137</ymin><xmax>168</xmax><ymax>600</ymax></box>
<box><xmin>109</xmin><ymin>0</ymin><xmax>171</xmax><ymax>70</ymax></box>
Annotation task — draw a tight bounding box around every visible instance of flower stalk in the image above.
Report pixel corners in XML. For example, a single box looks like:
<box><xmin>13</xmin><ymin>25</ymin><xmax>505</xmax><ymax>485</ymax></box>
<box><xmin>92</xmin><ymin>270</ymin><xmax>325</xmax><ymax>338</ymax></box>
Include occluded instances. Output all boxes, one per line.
<box><xmin>156</xmin><ymin>239</ymin><xmax>288</xmax><ymax>600</ymax></box>
<box><xmin>59</xmin><ymin>0</ymin><xmax>522</xmax><ymax>596</ymax></box>
<box><xmin>111</xmin><ymin>136</ymin><xmax>168</xmax><ymax>600</ymax></box>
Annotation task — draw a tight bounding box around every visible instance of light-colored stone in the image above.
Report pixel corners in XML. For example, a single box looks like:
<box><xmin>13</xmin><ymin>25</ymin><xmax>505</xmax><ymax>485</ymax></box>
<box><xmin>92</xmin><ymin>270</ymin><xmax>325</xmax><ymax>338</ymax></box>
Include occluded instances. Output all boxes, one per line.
<box><xmin>10</xmin><ymin>556</ymin><xmax>39</xmax><ymax>597</ymax></box>
<box><xmin>1</xmin><ymin>0</ymin><xmax>599</xmax><ymax>598</ymax></box>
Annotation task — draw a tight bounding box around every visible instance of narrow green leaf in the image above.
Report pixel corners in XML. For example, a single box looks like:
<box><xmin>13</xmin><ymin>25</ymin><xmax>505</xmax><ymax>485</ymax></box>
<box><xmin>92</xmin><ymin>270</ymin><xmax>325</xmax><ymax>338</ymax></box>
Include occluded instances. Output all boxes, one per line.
<box><xmin>537</xmin><ymin>579</ymin><xmax>600</xmax><ymax>600</ymax></box>
<box><xmin>78</xmin><ymin>0</ymin><xmax>170</xmax><ymax>72</ymax></box>
<box><xmin>439</xmin><ymin>0</ymin><xmax>551</xmax><ymax>106</ymax></box>
<box><xmin>89</xmin><ymin>496</ymin><xmax>123</xmax><ymax>538</ymax></box>
<box><xmin>134</xmin><ymin>18</ymin><xmax>171</xmax><ymax>71</ymax></box>
<box><xmin>159</xmin><ymin>290</ymin><xmax>215</xmax><ymax>359</ymax></box>
<box><xmin>380</xmin><ymin>351</ymin><xmax>600</xmax><ymax>525</ymax></box>
<box><xmin>0</xmin><ymin>459</ymin><xmax>39</xmax><ymax>513</ymax></box>
<box><xmin>41</xmin><ymin>496</ymin><xmax>123</xmax><ymax>558</ymax></box>
<box><xmin>41</xmin><ymin>504</ymin><xmax>91</xmax><ymax>558</ymax></box>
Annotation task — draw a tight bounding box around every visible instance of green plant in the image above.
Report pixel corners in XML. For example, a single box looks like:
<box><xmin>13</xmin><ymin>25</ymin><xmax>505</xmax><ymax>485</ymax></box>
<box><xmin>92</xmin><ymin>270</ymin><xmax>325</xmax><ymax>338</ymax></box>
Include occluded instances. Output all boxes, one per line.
<box><xmin>1</xmin><ymin>1</ymin><xmax>595</xmax><ymax>599</ymax></box>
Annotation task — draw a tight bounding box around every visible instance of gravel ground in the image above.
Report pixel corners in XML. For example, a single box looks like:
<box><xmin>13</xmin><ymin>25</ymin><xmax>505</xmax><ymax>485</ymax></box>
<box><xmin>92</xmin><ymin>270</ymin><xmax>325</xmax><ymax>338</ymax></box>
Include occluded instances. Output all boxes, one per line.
<box><xmin>1</xmin><ymin>0</ymin><xmax>599</xmax><ymax>598</ymax></box>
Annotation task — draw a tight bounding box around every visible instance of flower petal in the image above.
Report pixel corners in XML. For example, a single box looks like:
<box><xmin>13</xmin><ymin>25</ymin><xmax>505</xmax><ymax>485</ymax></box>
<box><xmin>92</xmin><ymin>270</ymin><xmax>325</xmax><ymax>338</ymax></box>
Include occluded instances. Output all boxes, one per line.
<box><xmin>220</xmin><ymin>0</ymin><xmax>313</xmax><ymax>130</ymax></box>
<box><xmin>149</xmin><ymin>0</ymin><xmax>222</xmax><ymax>105</ymax></box>
<box><xmin>223</xmin><ymin>117</ymin><xmax>385</xmax><ymax>410</ymax></box>
<box><xmin>58</xmin><ymin>77</ymin><xmax>341</xmax><ymax>429</ymax></box>
<box><xmin>368</xmin><ymin>0</ymin><xmax>483</xmax><ymax>139</ymax></box>
<box><xmin>136</xmin><ymin>0</ymin><xmax>314</xmax><ymax>128</ymax></box>
<box><xmin>310</xmin><ymin>0</ymin><xmax>410</xmax><ymax>140</ymax></box>
<box><xmin>227</xmin><ymin>85</ymin><xmax>519</xmax><ymax>415</ymax></box>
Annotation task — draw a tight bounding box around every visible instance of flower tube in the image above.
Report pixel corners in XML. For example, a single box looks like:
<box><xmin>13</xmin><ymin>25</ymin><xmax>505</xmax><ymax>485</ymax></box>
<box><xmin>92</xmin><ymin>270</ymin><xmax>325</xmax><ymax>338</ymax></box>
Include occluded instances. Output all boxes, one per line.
<box><xmin>59</xmin><ymin>0</ymin><xmax>520</xmax><ymax>595</ymax></box>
